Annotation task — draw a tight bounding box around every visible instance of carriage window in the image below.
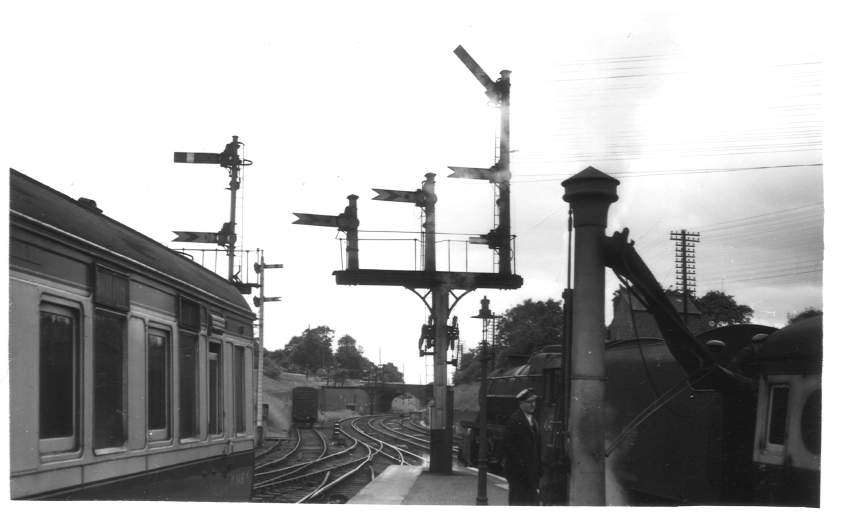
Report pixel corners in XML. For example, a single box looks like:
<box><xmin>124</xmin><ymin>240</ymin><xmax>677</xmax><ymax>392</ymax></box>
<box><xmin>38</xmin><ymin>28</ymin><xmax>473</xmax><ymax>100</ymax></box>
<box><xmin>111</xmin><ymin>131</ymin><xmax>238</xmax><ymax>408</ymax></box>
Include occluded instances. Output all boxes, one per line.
<box><xmin>234</xmin><ymin>346</ymin><xmax>246</xmax><ymax>433</ymax></box>
<box><xmin>148</xmin><ymin>329</ymin><xmax>171</xmax><ymax>440</ymax></box>
<box><xmin>208</xmin><ymin>342</ymin><xmax>222</xmax><ymax>435</ymax></box>
<box><xmin>800</xmin><ymin>389</ymin><xmax>822</xmax><ymax>455</ymax></box>
<box><xmin>179</xmin><ymin>332</ymin><xmax>200</xmax><ymax>439</ymax></box>
<box><xmin>94</xmin><ymin>309</ymin><xmax>128</xmax><ymax>450</ymax></box>
<box><xmin>767</xmin><ymin>385</ymin><xmax>790</xmax><ymax>445</ymax></box>
<box><xmin>39</xmin><ymin>304</ymin><xmax>80</xmax><ymax>453</ymax></box>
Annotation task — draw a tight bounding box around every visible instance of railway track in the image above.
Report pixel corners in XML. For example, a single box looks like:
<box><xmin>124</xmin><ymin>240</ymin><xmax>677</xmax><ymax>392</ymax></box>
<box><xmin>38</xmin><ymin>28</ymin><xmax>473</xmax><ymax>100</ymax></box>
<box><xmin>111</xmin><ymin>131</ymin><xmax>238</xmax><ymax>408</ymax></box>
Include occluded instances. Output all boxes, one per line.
<box><xmin>253</xmin><ymin>429</ymin><xmax>301</xmax><ymax>469</ymax></box>
<box><xmin>251</xmin><ymin>426</ymin><xmax>337</xmax><ymax>502</ymax></box>
<box><xmin>251</xmin><ymin>415</ymin><xmax>426</xmax><ymax>503</ymax></box>
<box><xmin>370</xmin><ymin>416</ymin><xmax>430</xmax><ymax>454</ymax></box>
<box><xmin>378</xmin><ymin>415</ymin><xmax>464</xmax><ymax>456</ymax></box>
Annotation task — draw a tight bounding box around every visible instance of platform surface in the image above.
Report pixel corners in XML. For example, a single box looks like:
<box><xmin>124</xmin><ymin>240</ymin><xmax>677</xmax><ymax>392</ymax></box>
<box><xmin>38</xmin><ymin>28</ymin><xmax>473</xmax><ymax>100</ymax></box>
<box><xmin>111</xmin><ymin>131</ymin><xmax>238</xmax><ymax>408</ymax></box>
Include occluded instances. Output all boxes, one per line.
<box><xmin>348</xmin><ymin>464</ymin><xmax>509</xmax><ymax>506</ymax></box>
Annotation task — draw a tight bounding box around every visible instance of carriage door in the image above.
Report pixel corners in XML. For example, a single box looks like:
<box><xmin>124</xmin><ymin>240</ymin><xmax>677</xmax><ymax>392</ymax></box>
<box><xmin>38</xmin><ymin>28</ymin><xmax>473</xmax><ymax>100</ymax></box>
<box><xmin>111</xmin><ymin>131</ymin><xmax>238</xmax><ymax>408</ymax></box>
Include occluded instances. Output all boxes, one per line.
<box><xmin>208</xmin><ymin>342</ymin><xmax>223</xmax><ymax>436</ymax></box>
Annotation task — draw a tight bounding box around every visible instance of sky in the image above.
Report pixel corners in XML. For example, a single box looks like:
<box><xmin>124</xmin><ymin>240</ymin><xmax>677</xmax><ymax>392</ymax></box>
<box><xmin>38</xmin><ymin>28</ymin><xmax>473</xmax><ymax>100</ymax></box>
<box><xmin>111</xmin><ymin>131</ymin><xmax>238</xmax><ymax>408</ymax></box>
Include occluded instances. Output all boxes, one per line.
<box><xmin>4</xmin><ymin>1</ymin><xmax>829</xmax><ymax>390</ymax></box>
<box><xmin>4</xmin><ymin>1</ymin><xmax>847</xmax><ymax>516</ymax></box>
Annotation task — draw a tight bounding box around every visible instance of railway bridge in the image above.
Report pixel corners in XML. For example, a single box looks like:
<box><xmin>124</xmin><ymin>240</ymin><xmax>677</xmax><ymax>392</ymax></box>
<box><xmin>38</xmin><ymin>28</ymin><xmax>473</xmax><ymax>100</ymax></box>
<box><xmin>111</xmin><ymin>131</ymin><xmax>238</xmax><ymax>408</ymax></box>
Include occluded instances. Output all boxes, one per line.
<box><xmin>321</xmin><ymin>383</ymin><xmax>432</xmax><ymax>414</ymax></box>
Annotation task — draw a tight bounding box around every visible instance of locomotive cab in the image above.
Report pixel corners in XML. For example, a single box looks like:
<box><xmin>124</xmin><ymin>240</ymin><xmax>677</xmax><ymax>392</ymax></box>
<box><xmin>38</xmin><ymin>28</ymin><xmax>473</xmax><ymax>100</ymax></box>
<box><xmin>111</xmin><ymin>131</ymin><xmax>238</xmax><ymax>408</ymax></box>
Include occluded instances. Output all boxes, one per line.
<box><xmin>749</xmin><ymin>315</ymin><xmax>822</xmax><ymax>506</ymax></box>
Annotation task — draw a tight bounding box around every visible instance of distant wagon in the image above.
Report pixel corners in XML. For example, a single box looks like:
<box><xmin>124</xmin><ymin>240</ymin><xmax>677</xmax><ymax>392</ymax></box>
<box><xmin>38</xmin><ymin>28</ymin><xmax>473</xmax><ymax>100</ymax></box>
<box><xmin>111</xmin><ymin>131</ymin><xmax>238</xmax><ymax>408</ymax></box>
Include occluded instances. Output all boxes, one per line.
<box><xmin>291</xmin><ymin>386</ymin><xmax>320</xmax><ymax>426</ymax></box>
<box><xmin>8</xmin><ymin>169</ymin><xmax>257</xmax><ymax>500</ymax></box>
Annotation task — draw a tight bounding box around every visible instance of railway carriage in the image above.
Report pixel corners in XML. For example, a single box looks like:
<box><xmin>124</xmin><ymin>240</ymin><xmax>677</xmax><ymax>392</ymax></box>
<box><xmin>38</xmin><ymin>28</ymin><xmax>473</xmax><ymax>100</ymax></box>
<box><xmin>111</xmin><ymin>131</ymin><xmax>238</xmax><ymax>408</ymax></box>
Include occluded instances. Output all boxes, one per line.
<box><xmin>291</xmin><ymin>386</ymin><xmax>319</xmax><ymax>426</ymax></box>
<box><xmin>8</xmin><ymin>169</ymin><xmax>257</xmax><ymax>500</ymax></box>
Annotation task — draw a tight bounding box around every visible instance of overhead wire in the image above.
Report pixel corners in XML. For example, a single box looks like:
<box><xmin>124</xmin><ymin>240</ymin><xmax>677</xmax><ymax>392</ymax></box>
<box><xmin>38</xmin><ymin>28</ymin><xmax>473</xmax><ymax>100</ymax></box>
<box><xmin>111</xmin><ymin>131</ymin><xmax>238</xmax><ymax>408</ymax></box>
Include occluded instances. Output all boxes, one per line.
<box><xmin>507</xmin><ymin>56</ymin><xmax>821</xmax><ymax>173</ymax></box>
<box><xmin>699</xmin><ymin>202</ymin><xmax>822</xmax><ymax>225</ymax></box>
<box><xmin>501</xmin><ymin>55</ymin><xmax>822</xmax><ymax>297</ymax></box>
<box><xmin>703</xmin><ymin>269</ymin><xmax>822</xmax><ymax>285</ymax></box>
<box><xmin>704</xmin><ymin>214</ymin><xmax>822</xmax><ymax>234</ymax></box>
<box><xmin>511</xmin><ymin>163</ymin><xmax>823</xmax><ymax>182</ymax></box>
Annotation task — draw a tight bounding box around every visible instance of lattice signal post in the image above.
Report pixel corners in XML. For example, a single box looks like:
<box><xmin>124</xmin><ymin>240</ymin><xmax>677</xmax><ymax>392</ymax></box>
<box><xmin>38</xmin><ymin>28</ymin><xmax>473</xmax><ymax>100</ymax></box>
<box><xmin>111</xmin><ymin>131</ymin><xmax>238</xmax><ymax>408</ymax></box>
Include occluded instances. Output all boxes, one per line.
<box><xmin>450</xmin><ymin>45</ymin><xmax>514</xmax><ymax>276</ymax></box>
<box><xmin>253</xmin><ymin>255</ymin><xmax>282</xmax><ymax>446</ymax></box>
<box><xmin>292</xmin><ymin>47</ymin><xmax>522</xmax><ymax>474</ymax></box>
<box><xmin>670</xmin><ymin>229</ymin><xmax>700</xmax><ymax>324</ymax></box>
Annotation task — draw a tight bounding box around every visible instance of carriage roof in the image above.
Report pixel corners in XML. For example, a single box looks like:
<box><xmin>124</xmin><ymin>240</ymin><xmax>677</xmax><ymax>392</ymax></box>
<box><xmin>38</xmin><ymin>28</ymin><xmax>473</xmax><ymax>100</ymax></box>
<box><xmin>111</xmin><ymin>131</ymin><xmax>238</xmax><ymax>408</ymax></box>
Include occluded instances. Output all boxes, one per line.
<box><xmin>10</xmin><ymin>168</ymin><xmax>253</xmax><ymax>314</ymax></box>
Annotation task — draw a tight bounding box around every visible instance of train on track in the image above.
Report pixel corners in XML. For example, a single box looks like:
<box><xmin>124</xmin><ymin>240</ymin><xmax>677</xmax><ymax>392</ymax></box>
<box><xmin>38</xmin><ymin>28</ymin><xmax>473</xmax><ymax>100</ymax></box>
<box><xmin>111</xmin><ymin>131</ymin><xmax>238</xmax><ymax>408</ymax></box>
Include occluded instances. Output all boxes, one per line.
<box><xmin>9</xmin><ymin>169</ymin><xmax>258</xmax><ymax>500</ymax></box>
<box><xmin>291</xmin><ymin>386</ymin><xmax>320</xmax><ymax>426</ymax></box>
<box><xmin>461</xmin><ymin>229</ymin><xmax>821</xmax><ymax>506</ymax></box>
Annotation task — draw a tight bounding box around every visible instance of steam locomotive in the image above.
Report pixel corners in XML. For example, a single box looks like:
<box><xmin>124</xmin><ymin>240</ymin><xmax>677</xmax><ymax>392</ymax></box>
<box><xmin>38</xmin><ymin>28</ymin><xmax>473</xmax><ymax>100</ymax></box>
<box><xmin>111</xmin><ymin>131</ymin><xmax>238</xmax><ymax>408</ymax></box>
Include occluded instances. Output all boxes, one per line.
<box><xmin>461</xmin><ymin>230</ymin><xmax>821</xmax><ymax>506</ymax></box>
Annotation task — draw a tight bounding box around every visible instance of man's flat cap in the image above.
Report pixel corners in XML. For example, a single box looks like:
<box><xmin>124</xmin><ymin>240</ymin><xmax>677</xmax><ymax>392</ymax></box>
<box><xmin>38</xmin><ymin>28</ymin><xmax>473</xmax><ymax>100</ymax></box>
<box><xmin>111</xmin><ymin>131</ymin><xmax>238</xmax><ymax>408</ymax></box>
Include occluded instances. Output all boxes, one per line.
<box><xmin>516</xmin><ymin>388</ymin><xmax>539</xmax><ymax>402</ymax></box>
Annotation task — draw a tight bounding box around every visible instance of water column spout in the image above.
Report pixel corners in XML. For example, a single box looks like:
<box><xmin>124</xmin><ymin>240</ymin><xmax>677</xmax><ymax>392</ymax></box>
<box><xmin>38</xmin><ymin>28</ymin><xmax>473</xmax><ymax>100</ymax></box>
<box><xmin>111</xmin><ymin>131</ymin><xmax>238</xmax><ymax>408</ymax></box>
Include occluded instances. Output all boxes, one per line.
<box><xmin>561</xmin><ymin>166</ymin><xmax>619</xmax><ymax>506</ymax></box>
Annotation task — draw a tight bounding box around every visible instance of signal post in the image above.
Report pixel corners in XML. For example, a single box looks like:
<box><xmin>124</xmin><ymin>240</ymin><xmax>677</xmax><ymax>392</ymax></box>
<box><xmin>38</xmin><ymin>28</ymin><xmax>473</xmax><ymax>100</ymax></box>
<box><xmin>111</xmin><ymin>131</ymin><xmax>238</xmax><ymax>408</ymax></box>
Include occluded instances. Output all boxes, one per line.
<box><xmin>254</xmin><ymin>254</ymin><xmax>282</xmax><ymax>446</ymax></box>
<box><xmin>294</xmin><ymin>47</ymin><xmax>522</xmax><ymax>474</ymax></box>
<box><xmin>296</xmin><ymin>173</ymin><xmax>522</xmax><ymax>473</ymax></box>
<box><xmin>173</xmin><ymin>136</ymin><xmax>253</xmax><ymax>283</ymax></box>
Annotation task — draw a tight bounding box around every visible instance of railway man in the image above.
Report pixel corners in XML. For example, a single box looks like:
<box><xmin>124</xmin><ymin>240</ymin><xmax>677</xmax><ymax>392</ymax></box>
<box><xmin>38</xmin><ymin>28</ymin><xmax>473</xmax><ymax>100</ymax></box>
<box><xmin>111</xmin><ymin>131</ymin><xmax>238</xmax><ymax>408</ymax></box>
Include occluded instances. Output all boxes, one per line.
<box><xmin>504</xmin><ymin>388</ymin><xmax>542</xmax><ymax>505</ymax></box>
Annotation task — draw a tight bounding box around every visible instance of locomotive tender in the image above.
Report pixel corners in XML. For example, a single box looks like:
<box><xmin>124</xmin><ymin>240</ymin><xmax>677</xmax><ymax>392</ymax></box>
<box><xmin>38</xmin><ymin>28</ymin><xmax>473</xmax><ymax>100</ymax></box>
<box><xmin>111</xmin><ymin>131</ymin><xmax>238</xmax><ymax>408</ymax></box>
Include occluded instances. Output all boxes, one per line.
<box><xmin>462</xmin><ymin>230</ymin><xmax>821</xmax><ymax>506</ymax></box>
<box><xmin>8</xmin><ymin>169</ymin><xmax>258</xmax><ymax>500</ymax></box>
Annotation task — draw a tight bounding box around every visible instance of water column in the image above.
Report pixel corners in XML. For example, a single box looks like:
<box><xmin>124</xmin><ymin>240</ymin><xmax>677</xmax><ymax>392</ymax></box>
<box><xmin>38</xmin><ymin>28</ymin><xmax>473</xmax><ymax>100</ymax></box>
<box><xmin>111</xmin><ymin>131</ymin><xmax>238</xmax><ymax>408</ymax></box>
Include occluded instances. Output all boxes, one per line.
<box><xmin>561</xmin><ymin>167</ymin><xmax>619</xmax><ymax>505</ymax></box>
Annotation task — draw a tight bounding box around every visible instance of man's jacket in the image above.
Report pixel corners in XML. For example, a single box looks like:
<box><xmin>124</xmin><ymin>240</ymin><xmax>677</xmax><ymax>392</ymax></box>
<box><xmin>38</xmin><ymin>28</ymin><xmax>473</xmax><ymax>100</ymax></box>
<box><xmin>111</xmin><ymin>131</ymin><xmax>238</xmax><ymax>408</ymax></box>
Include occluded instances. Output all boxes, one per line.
<box><xmin>503</xmin><ymin>408</ymin><xmax>541</xmax><ymax>485</ymax></box>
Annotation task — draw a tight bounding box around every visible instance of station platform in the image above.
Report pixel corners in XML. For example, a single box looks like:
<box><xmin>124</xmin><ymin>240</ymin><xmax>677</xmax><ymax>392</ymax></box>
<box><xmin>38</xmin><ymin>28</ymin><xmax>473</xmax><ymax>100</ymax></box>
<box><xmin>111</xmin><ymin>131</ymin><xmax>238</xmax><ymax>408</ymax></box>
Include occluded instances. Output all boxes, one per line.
<box><xmin>348</xmin><ymin>464</ymin><xmax>509</xmax><ymax>505</ymax></box>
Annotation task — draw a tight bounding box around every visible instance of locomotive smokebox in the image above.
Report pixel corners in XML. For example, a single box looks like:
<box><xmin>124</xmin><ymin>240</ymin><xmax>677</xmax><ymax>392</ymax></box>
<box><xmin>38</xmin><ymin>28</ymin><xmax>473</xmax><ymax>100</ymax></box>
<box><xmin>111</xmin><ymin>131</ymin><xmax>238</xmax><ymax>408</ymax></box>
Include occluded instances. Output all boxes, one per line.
<box><xmin>561</xmin><ymin>166</ymin><xmax>619</xmax><ymax>505</ymax></box>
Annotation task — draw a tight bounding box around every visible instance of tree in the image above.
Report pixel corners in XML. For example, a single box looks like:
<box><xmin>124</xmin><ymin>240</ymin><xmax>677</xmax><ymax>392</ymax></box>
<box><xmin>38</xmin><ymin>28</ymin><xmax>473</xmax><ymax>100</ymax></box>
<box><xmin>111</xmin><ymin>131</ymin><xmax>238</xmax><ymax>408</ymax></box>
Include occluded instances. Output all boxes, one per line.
<box><xmin>334</xmin><ymin>334</ymin><xmax>369</xmax><ymax>378</ymax></box>
<box><xmin>695</xmin><ymin>290</ymin><xmax>754</xmax><ymax>328</ymax></box>
<box><xmin>331</xmin><ymin>371</ymin><xmax>348</xmax><ymax>387</ymax></box>
<box><xmin>381</xmin><ymin>362</ymin><xmax>404</xmax><ymax>383</ymax></box>
<box><xmin>787</xmin><ymin>307</ymin><xmax>822</xmax><ymax>325</ymax></box>
<box><xmin>262</xmin><ymin>348</ymin><xmax>284</xmax><ymax>378</ymax></box>
<box><xmin>451</xmin><ymin>298</ymin><xmax>563</xmax><ymax>381</ymax></box>
<box><xmin>282</xmin><ymin>326</ymin><xmax>335</xmax><ymax>373</ymax></box>
<box><xmin>452</xmin><ymin>347</ymin><xmax>481</xmax><ymax>384</ymax></box>
<box><xmin>495</xmin><ymin>298</ymin><xmax>563</xmax><ymax>365</ymax></box>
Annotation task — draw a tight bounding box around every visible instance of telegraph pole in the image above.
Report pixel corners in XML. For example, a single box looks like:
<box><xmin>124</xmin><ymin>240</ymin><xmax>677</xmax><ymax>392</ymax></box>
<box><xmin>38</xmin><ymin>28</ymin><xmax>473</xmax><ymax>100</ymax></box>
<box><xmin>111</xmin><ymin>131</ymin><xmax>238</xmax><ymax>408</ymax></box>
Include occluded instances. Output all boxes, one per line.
<box><xmin>670</xmin><ymin>229</ymin><xmax>700</xmax><ymax>327</ymax></box>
